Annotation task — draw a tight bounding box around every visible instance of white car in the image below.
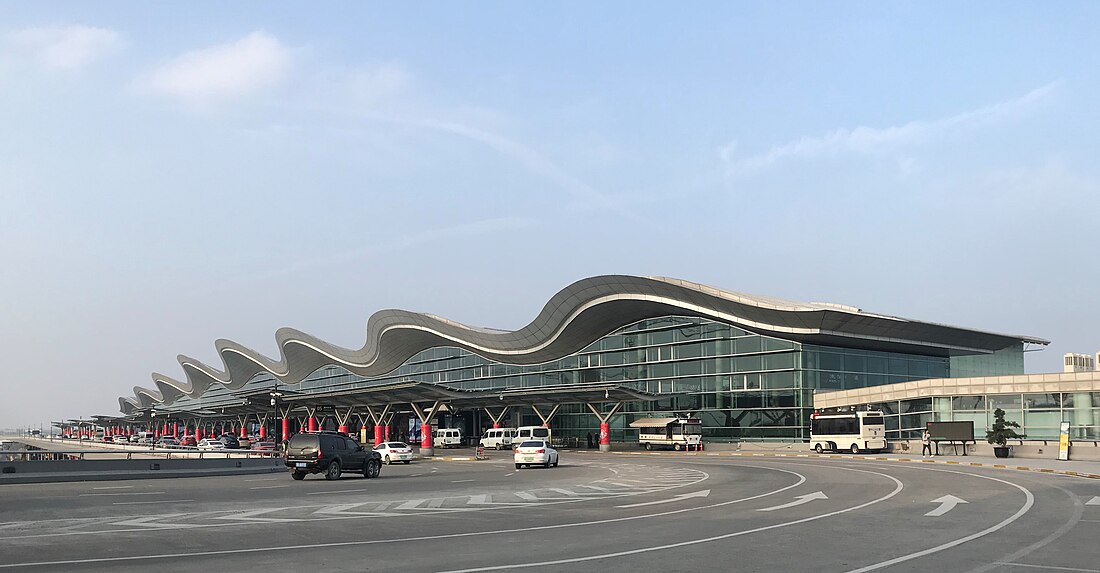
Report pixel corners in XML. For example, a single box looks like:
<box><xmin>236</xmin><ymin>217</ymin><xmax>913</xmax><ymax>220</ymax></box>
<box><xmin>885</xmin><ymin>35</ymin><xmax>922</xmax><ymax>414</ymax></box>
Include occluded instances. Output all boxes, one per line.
<box><xmin>374</xmin><ymin>441</ymin><xmax>414</xmax><ymax>464</ymax></box>
<box><xmin>111</xmin><ymin>435</ymin><xmax>129</xmax><ymax>445</ymax></box>
<box><xmin>514</xmin><ymin>440</ymin><xmax>559</xmax><ymax>469</ymax></box>
<box><xmin>197</xmin><ymin>438</ymin><xmax>226</xmax><ymax>450</ymax></box>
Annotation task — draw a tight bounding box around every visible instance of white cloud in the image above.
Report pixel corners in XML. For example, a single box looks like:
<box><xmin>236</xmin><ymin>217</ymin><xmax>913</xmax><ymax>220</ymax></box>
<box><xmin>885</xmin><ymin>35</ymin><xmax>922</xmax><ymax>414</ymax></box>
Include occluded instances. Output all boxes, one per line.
<box><xmin>139</xmin><ymin>31</ymin><xmax>290</xmax><ymax>104</ymax></box>
<box><xmin>7</xmin><ymin>25</ymin><xmax>121</xmax><ymax>70</ymax></box>
<box><xmin>722</xmin><ymin>80</ymin><xmax>1062</xmax><ymax>175</ymax></box>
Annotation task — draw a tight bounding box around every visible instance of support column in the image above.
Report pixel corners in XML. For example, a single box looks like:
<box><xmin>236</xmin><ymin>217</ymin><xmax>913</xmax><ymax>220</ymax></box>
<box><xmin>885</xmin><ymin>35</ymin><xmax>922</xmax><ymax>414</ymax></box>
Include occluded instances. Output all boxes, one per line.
<box><xmin>279</xmin><ymin>405</ymin><xmax>293</xmax><ymax>442</ymax></box>
<box><xmin>532</xmin><ymin>404</ymin><xmax>562</xmax><ymax>428</ymax></box>
<box><xmin>484</xmin><ymin>406</ymin><xmax>509</xmax><ymax>430</ymax></box>
<box><xmin>410</xmin><ymin>401</ymin><xmax>443</xmax><ymax>458</ymax></box>
<box><xmin>586</xmin><ymin>402</ymin><xmax>623</xmax><ymax>453</ymax></box>
<box><xmin>384</xmin><ymin>412</ymin><xmax>394</xmax><ymax>441</ymax></box>
<box><xmin>336</xmin><ymin>407</ymin><xmax>354</xmax><ymax>435</ymax></box>
<box><xmin>306</xmin><ymin>406</ymin><xmax>318</xmax><ymax>432</ymax></box>
<box><xmin>366</xmin><ymin>405</ymin><xmax>392</xmax><ymax>447</ymax></box>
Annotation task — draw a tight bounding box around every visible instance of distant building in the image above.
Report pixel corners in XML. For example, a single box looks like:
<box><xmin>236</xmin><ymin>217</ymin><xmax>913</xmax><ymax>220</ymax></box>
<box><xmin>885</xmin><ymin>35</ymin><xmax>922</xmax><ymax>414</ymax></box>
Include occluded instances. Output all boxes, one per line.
<box><xmin>1064</xmin><ymin>353</ymin><xmax>1097</xmax><ymax>373</ymax></box>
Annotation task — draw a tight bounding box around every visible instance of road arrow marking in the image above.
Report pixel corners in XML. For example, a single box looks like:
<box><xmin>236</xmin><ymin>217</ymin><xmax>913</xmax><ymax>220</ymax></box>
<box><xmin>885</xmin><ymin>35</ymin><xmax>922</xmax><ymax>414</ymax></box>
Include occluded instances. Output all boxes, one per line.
<box><xmin>616</xmin><ymin>490</ymin><xmax>711</xmax><ymax>509</ymax></box>
<box><xmin>926</xmin><ymin>495</ymin><xmax>968</xmax><ymax>517</ymax></box>
<box><xmin>757</xmin><ymin>491</ymin><xmax>828</xmax><ymax>512</ymax></box>
<box><xmin>1086</xmin><ymin>496</ymin><xmax>1100</xmax><ymax>506</ymax></box>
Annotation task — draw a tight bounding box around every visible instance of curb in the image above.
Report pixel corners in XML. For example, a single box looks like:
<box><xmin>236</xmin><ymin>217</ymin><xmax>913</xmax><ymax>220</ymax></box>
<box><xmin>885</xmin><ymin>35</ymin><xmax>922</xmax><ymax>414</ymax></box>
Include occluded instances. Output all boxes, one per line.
<box><xmin>572</xmin><ymin>449</ymin><xmax>1100</xmax><ymax>480</ymax></box>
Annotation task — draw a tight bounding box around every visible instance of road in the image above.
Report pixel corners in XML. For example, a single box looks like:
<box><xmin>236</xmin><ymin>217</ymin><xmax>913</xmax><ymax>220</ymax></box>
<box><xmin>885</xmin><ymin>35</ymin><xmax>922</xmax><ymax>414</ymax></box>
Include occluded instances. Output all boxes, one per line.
<box><xmin>0</xmin><ymin>450</ymin><xmax>1098</xmax><ymax>572</ymax></box>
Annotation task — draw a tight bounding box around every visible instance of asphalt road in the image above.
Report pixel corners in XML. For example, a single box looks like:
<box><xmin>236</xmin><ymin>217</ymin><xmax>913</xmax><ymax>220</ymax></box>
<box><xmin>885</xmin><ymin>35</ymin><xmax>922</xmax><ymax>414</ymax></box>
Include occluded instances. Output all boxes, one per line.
<box><xmin>0</xmin><ymin>449</ymin><xmax>1098</xmax><ymax>573</ymax></box>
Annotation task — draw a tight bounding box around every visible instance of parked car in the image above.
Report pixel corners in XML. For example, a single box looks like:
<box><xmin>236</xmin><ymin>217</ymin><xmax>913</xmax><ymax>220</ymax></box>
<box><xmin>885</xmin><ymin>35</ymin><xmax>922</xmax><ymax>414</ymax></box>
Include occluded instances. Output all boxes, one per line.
<box><xmin>156</xmin><ymin>437</ymin><xmax>180</xmax><ymax>448</ymax></box>
<box><xmin>237</xmin><ymin>436</ymin><xmax>252</xmax><ymax>450</ymax></box>
<box><xmin>514</xmin><ymin>440</ymin><xmax>559</xmax><ymax>469</ymax></box>
<box><xmin>178</xmin><ymin>435</ymin><xmax>197</xmax><ymax>447</ymax></box>
<box><xmin>253</xmin><ymin>441</ymin><xmax>276</xmax><ymax>451</ymax></box>
<box><xmin>217</xmin><ymin>434</ymin><xmax>240</xmax><ymax>449</ymax></box>
<box><xmin>285</xmin><ymin>431</ymin><xmax>381</xmax><ymax>481</ymax></box>
<box><xmin>374</xmin><ymin>441</ymin><xmax>414</xmax><ymax>464</ymax></box>
<box><xmin>433</xmin><ymin>428</ymin><xmax>462</xmax><ymax>448</ymax></box>
<box><xmin>111</xmin><ymin>435</ymin><xmax>129</xmax><ymax>445</ymax></box>
<box><xmin>197</xmin><ymin>438</ymin><xmax>226</xmax><ymax>450</ymax></box>
<box><xmin>480</xmin><ymin>428</ymin><xmax>517</xmax><ymax>450</ymax></box>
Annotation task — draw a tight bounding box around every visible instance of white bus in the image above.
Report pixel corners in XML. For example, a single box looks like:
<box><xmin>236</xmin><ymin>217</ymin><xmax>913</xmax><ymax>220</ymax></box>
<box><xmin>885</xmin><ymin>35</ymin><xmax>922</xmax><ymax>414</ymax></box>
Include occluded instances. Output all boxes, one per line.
<box><xmin>810</xmin><ymin>411</ymin><xmax>887</xmax><ymax>454</ymax></box>
<box><xmin>629</xmin><ymin>417</ymin><xmax>703</xmax><ymax>451</ymax></box>
<box><xmin>479</xmin><ymin>428</ymin><xmax>517</xmax><ymax>450</ymax></box>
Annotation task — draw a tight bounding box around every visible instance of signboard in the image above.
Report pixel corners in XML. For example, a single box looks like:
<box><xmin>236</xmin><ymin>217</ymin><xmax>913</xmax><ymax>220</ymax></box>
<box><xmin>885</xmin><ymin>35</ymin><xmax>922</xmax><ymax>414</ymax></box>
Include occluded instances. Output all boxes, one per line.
<box><xmin>1058</xmin><ymin>421</ymin><xmax>1070</xmax><ymax>461</ymax></box>
<box><xmin>926</xmin><ymin>421</ymin><xmax>974</xmax><ymax>442</ymax></box>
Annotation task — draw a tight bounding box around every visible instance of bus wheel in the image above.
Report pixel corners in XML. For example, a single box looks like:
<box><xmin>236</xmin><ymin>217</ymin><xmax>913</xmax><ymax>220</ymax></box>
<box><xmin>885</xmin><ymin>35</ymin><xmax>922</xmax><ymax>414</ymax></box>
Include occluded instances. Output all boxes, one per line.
<box><xmin>850</xmin><ymin>444</ymin><xmax>860</xmax><ymax>454</ymax></box>
<box><xmin>644</xmin><ymin>443</ymin><xmax>652</xmax><ymax>451</ymax></box>
<box><xmin>814</xmin><ymin>444</ymin><xmax>823</xmax><ymax>454</ymax></box>
<box><xmin>673</xmin><ymin>443</ymin><xmax>682</xmax><ymax>451</ymax></box>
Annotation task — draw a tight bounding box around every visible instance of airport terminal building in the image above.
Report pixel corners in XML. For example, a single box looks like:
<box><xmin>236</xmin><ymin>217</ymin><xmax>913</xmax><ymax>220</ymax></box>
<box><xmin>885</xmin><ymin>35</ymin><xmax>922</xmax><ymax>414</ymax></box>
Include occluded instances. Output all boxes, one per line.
<box><xmin>108</xmin><ymin>275</ymin><xmax>1072</xmax><ymax>445</ymax></box>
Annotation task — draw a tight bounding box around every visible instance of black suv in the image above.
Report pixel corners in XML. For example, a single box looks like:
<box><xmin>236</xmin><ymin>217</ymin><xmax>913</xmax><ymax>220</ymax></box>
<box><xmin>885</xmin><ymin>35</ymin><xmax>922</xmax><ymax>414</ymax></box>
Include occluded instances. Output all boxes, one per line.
<box><xmin>285</xmin><ymin>431</ymin><xmax>382</xmax><ymax>481</ymax></box>
<box><xmin>217</xmin><ymin>433</ymin><xmax>241</xmax><ymax>449</ymax></box>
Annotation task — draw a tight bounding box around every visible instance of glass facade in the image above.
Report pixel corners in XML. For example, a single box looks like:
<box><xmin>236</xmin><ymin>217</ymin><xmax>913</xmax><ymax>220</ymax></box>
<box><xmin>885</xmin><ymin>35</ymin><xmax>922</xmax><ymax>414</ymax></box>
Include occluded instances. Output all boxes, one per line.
<box><xmin>171</xmin><ymin>315</ymin><xmax>1028</xmax><ymax>443</ymax></box>
<box><xmin>865</xmin><ymin>392</ymin><xmax>1100</xmax><ymax>440</ymax></box>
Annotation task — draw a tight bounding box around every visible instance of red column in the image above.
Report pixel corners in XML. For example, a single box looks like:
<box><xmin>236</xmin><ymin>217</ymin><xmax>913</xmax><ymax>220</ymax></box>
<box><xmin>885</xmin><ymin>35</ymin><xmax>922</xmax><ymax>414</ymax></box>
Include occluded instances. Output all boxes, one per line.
<box><xmin>599</xmin><ymin>422</ymin><xmax>610</xmax><ymax>446</ymax></box>
<box><xmin>173</xmin><ymin>422</ymin><xmax>178</xmax><ymax>437</ymax></box>
<box><xmin>374</xmin><ymin>425</ymin><xmax>384</xmax><ymax>446</ymax></box>
<box><xmin>338</xmin><ymin>424</ymin><xmax>348</xmax><ymax>434</ymax></box>
<box><xmin>281</xmin><ymin>418</ymin><xmax>290</xmax><ymax>441</ymax></box>
<box><xmin>384</xmin><ymin>425</ymin><xmax>391</xmax><ymax>441</ymax></box>
<box><xmin>420</xmin><ymin>423</ymin><xmax>432</xmax><ymax>449</ymax></box>
<box><xmin>240</xmin><ymin>424</ymin><xmax>247</xmax><ymax>438</ymax></box>
<box><xmin>259</xmin><ymin>425</ymin><xmax>267</xmax><ymax>439</ymax></box>
<box><xmin>492</xmin><ymin>422</ymin><xmax>501</xmax><ymax>429</ymax></box>
<box><xmin>196</xmin><ymin>426</ymin><xmax>203</xmax><ymax>440</ymax></box>
<box><xmin>308</xmin><ymin>417</ymin><xmax>317</xmax><ymax>432</ymax></box>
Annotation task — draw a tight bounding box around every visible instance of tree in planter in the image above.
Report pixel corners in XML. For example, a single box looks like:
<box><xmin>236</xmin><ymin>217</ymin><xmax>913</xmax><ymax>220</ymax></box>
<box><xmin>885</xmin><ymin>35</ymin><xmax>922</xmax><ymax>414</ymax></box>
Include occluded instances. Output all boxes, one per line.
<box><xmin>985</xmin><ymin>408</ymin><xmax>1025</xmax><ymax>449</ymax></box>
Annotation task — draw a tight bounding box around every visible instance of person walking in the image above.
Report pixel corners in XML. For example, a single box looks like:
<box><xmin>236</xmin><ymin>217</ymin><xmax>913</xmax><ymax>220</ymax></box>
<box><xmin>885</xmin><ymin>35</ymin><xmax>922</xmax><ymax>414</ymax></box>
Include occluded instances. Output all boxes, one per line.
<box><xmin>921</xmin><ymin>429</ymin><xmax>933</xmax><ymax>457</ymax></box>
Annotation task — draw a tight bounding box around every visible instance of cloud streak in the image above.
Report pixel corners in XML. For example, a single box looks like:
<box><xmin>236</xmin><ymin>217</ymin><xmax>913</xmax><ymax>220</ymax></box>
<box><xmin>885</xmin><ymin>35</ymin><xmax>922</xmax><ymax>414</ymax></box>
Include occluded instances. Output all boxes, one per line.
<box><xmin>722</xmin><ymin>80</ymin><xmax>1062</xmax><ymax>175</ymax></box>
<box><xmin>6</xmin><ymin>25</ymin><xmax>121</xmax><ymax>70</ymax></box>
<box><xmin>137</xmin><ymin>31</ymin><xmax>290</xmax><ymax>105</ymax></box>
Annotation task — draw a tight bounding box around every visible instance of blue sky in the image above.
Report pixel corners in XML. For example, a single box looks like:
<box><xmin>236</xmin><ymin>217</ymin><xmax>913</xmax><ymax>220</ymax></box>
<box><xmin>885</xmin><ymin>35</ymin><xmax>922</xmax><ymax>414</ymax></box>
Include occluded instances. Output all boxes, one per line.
<box><xmin>2</xmin><ymin>3</ymin><xmax>1098</xmax><ymax>428</ymax></box>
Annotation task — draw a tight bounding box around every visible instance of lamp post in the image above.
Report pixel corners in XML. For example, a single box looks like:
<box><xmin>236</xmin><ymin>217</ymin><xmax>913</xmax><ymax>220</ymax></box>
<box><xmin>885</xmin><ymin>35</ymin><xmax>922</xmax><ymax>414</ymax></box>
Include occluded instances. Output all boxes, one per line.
<box><xmin>270</xmin><ymin>381</ymin><xmax>284</xmax><ymax>443</ymax></box>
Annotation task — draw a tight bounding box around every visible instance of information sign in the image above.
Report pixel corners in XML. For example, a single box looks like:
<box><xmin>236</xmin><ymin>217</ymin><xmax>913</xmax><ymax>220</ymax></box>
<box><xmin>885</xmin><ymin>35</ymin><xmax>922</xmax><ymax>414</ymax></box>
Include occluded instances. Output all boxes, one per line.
<box><xmin>1058</xmin><ymin>421</ymin><xmax>1070</xmax><ymax>461</ymax></box>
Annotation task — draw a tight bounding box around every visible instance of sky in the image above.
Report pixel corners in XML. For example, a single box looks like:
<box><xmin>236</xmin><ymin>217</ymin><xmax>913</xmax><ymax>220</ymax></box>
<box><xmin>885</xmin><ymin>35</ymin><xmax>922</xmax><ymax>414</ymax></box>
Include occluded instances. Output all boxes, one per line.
<box><xmin>2</xmin><ymin>3</ymin><xmax>1099</xmax><ymax>430</ymax></box>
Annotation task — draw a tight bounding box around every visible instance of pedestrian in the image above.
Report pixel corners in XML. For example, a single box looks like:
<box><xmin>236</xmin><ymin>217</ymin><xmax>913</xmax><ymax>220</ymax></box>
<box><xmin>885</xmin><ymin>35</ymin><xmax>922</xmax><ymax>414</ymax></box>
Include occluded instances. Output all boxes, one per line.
<box><xmin>921</xmin><ymin>430</ymin><xmax>932</xmax><ymax>457</ymax></box>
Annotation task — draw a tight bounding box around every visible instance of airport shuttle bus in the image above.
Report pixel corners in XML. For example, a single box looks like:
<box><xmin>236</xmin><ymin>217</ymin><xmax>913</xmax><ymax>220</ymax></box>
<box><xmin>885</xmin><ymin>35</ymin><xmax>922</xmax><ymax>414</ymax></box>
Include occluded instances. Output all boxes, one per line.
<box><xmin>629</xmin><ymin>417</ymin><xmax>702</xmax><ymax>451</ymax></box>
<box><xmin>810</xmin><ymin>410</ymin><xmax>887</xmax><ymax>454</ymax></box>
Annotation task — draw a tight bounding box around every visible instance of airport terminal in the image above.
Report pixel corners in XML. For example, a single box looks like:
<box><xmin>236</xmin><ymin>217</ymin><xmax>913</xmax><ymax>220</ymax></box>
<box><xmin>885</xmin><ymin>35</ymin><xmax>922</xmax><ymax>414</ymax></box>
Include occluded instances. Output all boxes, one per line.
<box><xmin>82</xmin><ymin>275</ymin><xmax>1098</xmax><ymax>448</ymax></box>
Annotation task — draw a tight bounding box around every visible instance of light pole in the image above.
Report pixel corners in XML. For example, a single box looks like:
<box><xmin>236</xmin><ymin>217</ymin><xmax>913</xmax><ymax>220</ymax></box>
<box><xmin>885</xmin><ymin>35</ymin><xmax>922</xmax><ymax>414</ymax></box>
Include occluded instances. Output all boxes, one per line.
<box><xmin>270</xmin><ymin>380</ymin><xmax>283</xmax><ymax>444</ymax></box>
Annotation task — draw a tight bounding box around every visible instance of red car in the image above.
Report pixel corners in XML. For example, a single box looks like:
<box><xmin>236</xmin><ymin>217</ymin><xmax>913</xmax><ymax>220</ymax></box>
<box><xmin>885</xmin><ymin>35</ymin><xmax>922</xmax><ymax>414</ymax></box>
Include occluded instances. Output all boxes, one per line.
<box><xmin>178</xmin><ymin>435</ymin><xmax>198</xmax><ymax>447</ymax></box>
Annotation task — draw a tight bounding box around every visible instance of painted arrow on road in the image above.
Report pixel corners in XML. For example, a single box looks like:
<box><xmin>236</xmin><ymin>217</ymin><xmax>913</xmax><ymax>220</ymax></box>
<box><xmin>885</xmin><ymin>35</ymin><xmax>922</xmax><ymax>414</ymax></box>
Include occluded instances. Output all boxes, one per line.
<box><xmin>616</xmin><ymin>490</ymin><xmax>711</xmax><ymax>509</ymax></box>
<box><xmin>925</xmin><ymin>495</ymin><xmax>968</xmax><ymax>516</ymax></box>
<box><xmin>757</xmin><ymin>491</ymin><xmax>828</xmax><ymax>512</ymax></box>
<box><xmin>1086</xmin><ymin>496</ymin><xmax>1100</xmax><ymax>506</ymax></box>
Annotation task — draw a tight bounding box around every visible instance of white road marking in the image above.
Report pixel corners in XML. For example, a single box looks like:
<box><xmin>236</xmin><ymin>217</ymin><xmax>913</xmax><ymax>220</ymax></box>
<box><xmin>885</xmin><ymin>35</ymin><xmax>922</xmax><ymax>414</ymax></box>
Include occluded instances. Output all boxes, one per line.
<box><xmin>410</xmin><ymin>473</ymin><xmax>423</xmax><ymax>477</ymax></box>
<box><xmin>394</xmin><ymin>499</ymin><xmax>427</xmax><ymax>510</ymax></box>
<box><xmin>243</xmin><ymin>478</ymin><xmax>278</xmax><ymax>482</ymax></box>
<box><xmin>112</xmin><ymin>500</ymin><xmax>194</xmax><ymax>506</ymax></box>
<box><xmin>249</xmin><ymin>485</ymin><xmax>289</xmax><ymax>490</ymax></box>
<box><xmin>79</xmin><ymin>492</ymin><xmax>166</xmax><ymax>497</ymax></box>
<box><xmin>0</xmin><ymin>464</ymin><xmax>800</xmax><ymax>569</ymax></box>
<box><xmin>756</xmin><ymin>491</ymin><xmax>828</xmax><ymax>512</ymax></box>
<box><xmin>844</xmin><ymin>470</ymin><xmax>1034</xmax><ymax>573</ymax></box>
<box><xmin>617</xmin><ymin>490</ymin><xmax>710</xmax><ymax>509</ymax></box>
<box><xmin>91</xmin><ymin>486</ymin><xmax>134</xmax><ymax>490</ymax></box>
<box><xmin>305</xmin><ymin>488</ymin><xmax>370</xmax><ymax>495</ymax></box>
<box><xmin>1086</xmin><ymin>496</ymin><xmax>1100</xmax><ymax>506</ymax></box>
<box><xmin>993</xmin><ymin>564</ymin><xmax>1100</xmax><ymax>572</ymax></box>
<box><xmin>504</xmin><ymin>473</ymin><xmax>514</xmax><ymax>477</ymax></box>
<box><xmin>214</xmin><ymin>508</ymin><xmax>301</xmax><ymax>523</ymax></box>
<box><xmin>112</xmin><ymin>514</ymin><xmax>186</xmax><ymax>526</ymax></box>
<box><xmin>451</xmin><ymin>479</ymin><xmax>475</xmax><ymax>483</ymax></box>
<box><xmin>925</xmin><ymin>494</ymin><xmax>968</xmax><ymax>517</ymax></box>
<box><xmin>514</xmin><ymin>492</ymin><xmax>537</xmax><ymax>501</ymax></box>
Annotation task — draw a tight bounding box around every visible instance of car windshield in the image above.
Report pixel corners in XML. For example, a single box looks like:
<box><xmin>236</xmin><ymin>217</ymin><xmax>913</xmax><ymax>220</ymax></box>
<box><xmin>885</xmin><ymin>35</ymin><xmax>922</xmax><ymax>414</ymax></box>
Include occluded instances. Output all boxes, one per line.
<box><xmin>518</xmin><ymin>441</ymin><xmax>545</xmax><ymax>448</ymax></box>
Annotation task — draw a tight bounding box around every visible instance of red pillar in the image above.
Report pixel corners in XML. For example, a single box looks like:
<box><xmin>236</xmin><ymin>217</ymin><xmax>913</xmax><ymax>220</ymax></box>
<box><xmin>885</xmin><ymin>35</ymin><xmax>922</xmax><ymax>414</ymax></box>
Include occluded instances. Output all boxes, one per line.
<box><xmin>599</xmin><ymin>422</ymin><xmax>610</xmax><ymax>447</ymax></box>
<box><xmin>384</xmin><ymin>425</ymin><xmax>391</xmax><ymax>441</ymax></box>
<box><xmin>240</xmin><ymin>424</ymin><xmax>247</xmax><ymax>438</ymax></box>
<box><xmin>259</xmin><ymin>425</ymin><xmax>267</xmax><ymax>439</ymax></box>
<box><xmin>421</xmin><ymin>423</ymin><xmax>432</xmax><ymax>450</ymax></box>
<box><xmin>281</xmin><ymin>418</ymin><xmax>290</xmax><ymax>441</ymax></box>
<box><xmin>374</xmin><ymin>425</ymin><xmax>384</xmax><ymax>447</ymax></box>
<box><xmin>338</xmin><ymin>424</ymin><xmax>348</xmax><ymax>434</ymax></box>
<box><xmin>308</xmin><ymin>417</ymin><xmax>317</xmax><ymax>432</ymax></box>
<box><xmin>492</xmin><ymin>422</ymin><xmax>501</xmax><ymax>429</ymax></box>
<box><xmin>173</xmin><ymin>422</ymin><xmax>178</xmax><ymax>437</ymax></box>
<box><xmin>196</xmin><ymin>426</ymin><xmax>203</xmax><ymax>440</ymax></box>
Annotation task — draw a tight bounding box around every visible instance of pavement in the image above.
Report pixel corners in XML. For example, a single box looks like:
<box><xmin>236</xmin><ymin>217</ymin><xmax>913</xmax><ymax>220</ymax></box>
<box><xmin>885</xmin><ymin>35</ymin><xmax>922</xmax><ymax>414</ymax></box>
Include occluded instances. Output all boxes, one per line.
<box><xmin>1</xmin><ymin>448</ymin><xmax>1099</xmax><ymax>572</ymax></box>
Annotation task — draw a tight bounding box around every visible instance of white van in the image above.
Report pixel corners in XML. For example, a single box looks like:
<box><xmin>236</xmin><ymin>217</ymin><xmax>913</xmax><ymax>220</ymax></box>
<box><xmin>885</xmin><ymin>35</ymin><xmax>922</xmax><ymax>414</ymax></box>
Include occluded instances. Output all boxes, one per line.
<box><xmin>513</xmin><ymin>426</ymin><xmax>551</xmax><ymax>448</ymax></box>
<box><xmin>480</xmin><ymin>428</ymin><xmax>517</xmax><ymax>450</ymax></box>
<box><xmin>433</xmin><ymin>428</ymin><xmax>462</xmax><ymax>448</ymax></box>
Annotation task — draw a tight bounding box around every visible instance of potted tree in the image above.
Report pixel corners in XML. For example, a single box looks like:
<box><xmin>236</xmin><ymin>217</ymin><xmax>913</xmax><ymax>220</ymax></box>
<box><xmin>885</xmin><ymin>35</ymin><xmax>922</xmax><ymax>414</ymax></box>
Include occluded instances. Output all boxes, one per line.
<box><xmin>986</xmin><ymin>408</ymin><xmax>1025</xmax><ymax>458</ymax></box>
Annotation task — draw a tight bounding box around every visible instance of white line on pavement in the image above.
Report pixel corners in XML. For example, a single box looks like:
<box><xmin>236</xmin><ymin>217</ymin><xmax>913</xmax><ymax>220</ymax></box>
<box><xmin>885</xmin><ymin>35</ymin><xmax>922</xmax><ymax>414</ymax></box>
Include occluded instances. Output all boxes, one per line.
<box><xmin>305</xmin><ymin>489</ymin><xmax>370</xmax><ymax>495</ymax></box>
<box><xmin>451</xmin><ymin>479</ymin><xmax>475</xmax><ymax>483</ymax></box>
<box><xmin>112</xmin><ymin>500</ymin><xmax>194</xmax><ymax>506</ymax></box>
<box><xmin>91</xmin><ymin>486</ymin><xmax>134</xmax><ymax>490</ymax></box>
<box><xmin>249</xmin><ymin>485</ymin><xmax>289</xmax><ymax>490</ymax></box>
<box><xmin>79</xmin><ymin>492</ymin><xmax>166</xmax><ymax>497</ymax></box>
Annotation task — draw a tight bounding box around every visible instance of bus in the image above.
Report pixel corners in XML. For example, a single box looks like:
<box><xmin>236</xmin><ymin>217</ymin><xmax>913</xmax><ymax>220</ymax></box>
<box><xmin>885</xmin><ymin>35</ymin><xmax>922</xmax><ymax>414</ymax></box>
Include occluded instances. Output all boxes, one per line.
<box><xmin>629</xmin><ymin>417</ymin><xmax>702</xmax><ymax>451</ymax></box>
<box><xmin>810</xmin><ymin>410</ymin><xmax>887</xmax><ymax>454</ymax></box>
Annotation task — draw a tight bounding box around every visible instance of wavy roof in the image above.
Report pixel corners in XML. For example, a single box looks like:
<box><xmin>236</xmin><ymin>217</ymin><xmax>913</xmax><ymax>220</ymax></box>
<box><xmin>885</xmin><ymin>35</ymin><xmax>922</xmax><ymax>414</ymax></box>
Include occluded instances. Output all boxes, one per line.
<box><xmin>119</xmin><ymin>275</ymin><xmax>1048</xmax><ymax>414</ymax></box>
